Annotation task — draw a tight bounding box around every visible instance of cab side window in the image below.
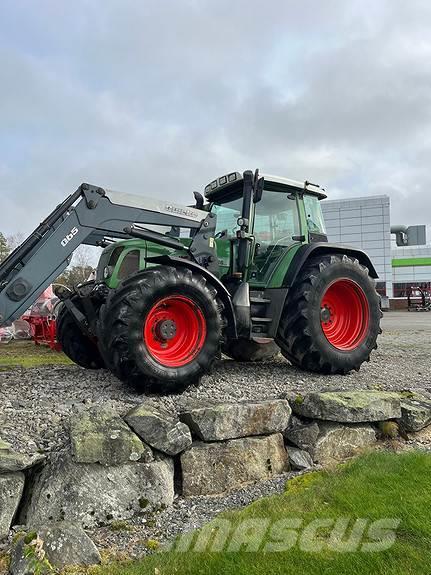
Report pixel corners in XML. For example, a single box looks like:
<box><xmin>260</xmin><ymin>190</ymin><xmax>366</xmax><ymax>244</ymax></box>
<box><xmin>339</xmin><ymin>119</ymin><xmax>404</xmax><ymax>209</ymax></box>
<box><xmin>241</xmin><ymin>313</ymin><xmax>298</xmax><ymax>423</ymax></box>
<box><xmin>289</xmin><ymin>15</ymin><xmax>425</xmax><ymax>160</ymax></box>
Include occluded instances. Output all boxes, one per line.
<box><xmin>117</xmin><ymin>250</ymin><xmax>140</xmax><ymax>280</ymax></box>
<box><xmin>303</xmin><ymin>194</ymin><xmax>326</xmax><ymax>235</ymax></box>
<box><xmin>108</xmin><ymin>246</ymin><xmax>124</xmax><ymax>267</ymax></box>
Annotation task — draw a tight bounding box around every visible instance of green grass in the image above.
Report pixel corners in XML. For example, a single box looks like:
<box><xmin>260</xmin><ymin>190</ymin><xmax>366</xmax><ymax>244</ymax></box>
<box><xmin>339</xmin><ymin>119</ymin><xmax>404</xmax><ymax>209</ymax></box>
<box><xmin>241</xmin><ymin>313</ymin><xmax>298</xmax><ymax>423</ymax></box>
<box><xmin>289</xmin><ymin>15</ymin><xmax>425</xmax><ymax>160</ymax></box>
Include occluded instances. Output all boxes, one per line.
<box><xmin>0</xmin><ymin>341</ymin><xmax>72</xmax><ymax>369</ymax></box>
<box><xmin>91</xmin><ymin>451</ymin><xmax>431</xmax><ymax>575</ymax></box>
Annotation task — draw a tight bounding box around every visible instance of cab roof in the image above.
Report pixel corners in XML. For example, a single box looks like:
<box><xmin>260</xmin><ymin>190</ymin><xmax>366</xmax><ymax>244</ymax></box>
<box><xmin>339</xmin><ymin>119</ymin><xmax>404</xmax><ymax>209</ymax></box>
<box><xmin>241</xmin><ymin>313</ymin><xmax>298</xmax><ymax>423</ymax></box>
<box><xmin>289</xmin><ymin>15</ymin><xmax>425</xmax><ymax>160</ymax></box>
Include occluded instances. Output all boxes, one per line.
<box><xmin>204</xmin><ymin>171</ymin><xmax>327</xmax><ymax>201</ymax></box>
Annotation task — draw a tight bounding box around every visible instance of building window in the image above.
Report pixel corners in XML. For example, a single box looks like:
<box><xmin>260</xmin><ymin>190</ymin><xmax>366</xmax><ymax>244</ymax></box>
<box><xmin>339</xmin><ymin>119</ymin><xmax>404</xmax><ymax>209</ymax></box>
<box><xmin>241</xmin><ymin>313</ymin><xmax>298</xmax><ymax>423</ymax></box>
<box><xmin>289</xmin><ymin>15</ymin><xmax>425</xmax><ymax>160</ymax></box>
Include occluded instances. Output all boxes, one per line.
<box><xmin>375</xmin><ymin>282</ymin><xmax>386</xmax><ymax>296</ymax></box>
<box><xmin>393</xmin><ymin>282</ymin><xmax>431</xmax><ymax>298</ymax></box>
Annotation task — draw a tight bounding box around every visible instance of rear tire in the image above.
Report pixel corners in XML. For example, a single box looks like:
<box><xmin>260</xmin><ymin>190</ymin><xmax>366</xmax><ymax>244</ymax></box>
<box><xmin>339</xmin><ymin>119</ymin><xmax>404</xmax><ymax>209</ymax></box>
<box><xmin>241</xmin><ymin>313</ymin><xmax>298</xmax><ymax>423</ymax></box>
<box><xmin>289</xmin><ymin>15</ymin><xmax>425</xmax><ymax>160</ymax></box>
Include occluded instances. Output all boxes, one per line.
<box><xmin>223</xmin><ymin>339</ymin><xmax>279</xmax><ymax>362</ymax></box>
<box><xmin>275</xmin><ymin>254</ymin><xmax>382</xmax><ymax>374</ymax></box>
<box><xmin>56</xmin><ymin>297</ymin><xmax>104</xmax><ymax>369</ymax></box>
<box><xmin>99</xmin><ymin>266</ymin><xmax>223</xmax><ymax>393</ymax></box>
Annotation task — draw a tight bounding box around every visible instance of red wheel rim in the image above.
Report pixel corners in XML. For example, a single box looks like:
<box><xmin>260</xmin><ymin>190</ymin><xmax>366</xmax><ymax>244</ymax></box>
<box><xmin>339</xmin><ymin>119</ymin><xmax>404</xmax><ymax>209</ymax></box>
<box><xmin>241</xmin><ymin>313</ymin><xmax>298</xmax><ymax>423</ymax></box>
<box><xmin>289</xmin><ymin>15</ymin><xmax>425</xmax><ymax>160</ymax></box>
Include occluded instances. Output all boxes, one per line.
<box><xmin>320</xmin><ymin>279</ymin><xmax>369</xmax><ymax>350</ymax></box>
<box><xmin>143</xmin><ymin>295</ymin><xmax>207</xmax><ymax>367</ymax></box>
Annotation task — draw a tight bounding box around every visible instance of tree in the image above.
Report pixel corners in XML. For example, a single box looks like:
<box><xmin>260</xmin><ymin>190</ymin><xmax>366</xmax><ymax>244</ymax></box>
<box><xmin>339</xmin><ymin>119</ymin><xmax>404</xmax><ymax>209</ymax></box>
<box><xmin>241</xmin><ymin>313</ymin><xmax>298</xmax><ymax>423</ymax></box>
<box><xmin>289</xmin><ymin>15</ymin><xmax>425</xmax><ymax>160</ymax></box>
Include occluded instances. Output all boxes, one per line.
<box><xmin>55</xmin><ymin>245</ymin><xmax>97</xmax><ymax>288</ymax></box>
<box><xmin>0</xmin><ymin>232</ymin><xmax>26</xmax><ymax>263</ymax></box>
<box><xmin>0</xmin><ymin>232</ymin><xmax>10</xmax><ymax>263</ymax></box>
<box><xmin>71</xmin><ymin>245</ymin><xmax>94</xmax><ymax>270</ymax></box>
<box><xmin>6</xmin><ymin>232</ymin><xmax>25</xmax><ymax>252</ymax></box>
<box><xmin>55</xmin><ymin>265</ymin><xmax>95</xmax><ymax>288</ymax></box>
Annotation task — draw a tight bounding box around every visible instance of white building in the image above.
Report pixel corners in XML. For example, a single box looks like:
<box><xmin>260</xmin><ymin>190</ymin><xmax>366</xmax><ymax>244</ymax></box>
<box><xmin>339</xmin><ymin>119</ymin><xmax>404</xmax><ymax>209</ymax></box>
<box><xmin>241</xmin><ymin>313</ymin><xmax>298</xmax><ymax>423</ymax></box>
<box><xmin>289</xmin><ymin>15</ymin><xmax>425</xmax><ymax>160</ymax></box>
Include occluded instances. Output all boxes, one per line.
<box><xmin>321</xmin><ymin>195</ymin><xmax>393</xmax><ymax>297</ymax></box>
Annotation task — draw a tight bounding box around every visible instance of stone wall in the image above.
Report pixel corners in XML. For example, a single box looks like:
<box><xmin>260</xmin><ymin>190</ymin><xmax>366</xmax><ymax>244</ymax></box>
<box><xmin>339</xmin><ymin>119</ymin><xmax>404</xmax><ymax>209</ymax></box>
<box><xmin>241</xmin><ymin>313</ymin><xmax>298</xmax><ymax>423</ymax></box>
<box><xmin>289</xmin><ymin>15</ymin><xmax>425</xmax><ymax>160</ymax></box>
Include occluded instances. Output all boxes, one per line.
<box><xmin>2</xmin><ymin>390</ymin><xmax>431</xmax><ymax>572</ymax></box>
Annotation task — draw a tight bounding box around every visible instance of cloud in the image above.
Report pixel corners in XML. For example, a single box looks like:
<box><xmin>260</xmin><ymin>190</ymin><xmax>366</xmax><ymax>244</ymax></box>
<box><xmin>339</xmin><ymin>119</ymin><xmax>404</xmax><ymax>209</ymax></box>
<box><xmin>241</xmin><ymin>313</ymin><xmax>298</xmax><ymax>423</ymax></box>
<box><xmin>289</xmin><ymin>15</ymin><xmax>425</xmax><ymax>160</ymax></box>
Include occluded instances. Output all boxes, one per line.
<box><xmin>0</xmin><ymin>0</ymin><xmax>430</xmax><ymax>237</ymax></box>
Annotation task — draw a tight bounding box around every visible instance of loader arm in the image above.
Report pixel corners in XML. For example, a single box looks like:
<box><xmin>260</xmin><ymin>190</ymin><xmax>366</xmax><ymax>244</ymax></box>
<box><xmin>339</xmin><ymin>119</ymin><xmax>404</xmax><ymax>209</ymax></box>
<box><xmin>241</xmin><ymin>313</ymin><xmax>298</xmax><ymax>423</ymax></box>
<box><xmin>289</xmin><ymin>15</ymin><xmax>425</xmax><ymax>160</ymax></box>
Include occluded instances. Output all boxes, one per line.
<box><xmin>0</xmin><ymin>183</ymin><xmax>207</xmax><ymax>326</ymax></box>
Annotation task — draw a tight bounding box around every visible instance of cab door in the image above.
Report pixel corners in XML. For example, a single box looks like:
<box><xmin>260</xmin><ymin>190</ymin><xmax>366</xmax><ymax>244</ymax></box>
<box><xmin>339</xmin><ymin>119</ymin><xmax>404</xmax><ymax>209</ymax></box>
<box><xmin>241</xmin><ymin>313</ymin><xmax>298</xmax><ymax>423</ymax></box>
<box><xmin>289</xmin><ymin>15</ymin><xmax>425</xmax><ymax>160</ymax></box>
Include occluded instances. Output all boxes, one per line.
<box><xmin>248</xmin><ymin>187</ymin><xmax>302</xmax><ymax>288</ymax></box>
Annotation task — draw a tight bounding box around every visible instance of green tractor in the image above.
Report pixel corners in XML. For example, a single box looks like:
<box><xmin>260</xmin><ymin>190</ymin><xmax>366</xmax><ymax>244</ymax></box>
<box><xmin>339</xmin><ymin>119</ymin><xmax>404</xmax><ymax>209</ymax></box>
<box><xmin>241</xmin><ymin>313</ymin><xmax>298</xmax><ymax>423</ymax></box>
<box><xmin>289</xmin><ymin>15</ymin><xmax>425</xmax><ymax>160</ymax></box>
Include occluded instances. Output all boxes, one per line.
<box><xmin>0</xmin><ymin>170</ymin><xmax>381</xmax><ymax>393</ymax></box>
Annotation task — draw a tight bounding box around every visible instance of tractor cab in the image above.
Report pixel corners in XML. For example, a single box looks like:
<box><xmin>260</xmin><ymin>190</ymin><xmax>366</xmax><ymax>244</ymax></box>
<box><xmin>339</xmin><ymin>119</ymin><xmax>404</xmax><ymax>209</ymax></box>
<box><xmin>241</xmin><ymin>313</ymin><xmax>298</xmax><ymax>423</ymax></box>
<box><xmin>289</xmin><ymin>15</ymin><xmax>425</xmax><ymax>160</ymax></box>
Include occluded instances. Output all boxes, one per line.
<box><xmin>205</xmin><ymin>171</ymin><xmax>327</xmax><ymax>288</ymax></box>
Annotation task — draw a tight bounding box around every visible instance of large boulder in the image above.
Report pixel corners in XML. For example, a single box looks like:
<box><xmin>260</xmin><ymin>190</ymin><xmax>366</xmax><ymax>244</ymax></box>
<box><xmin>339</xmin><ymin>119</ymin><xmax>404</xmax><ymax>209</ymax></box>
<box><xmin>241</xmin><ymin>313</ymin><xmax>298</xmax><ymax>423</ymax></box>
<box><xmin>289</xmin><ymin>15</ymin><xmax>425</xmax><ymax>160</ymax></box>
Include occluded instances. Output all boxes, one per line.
<box><xmin>181</xmin><ymin>433</ymin><xmax>288</xmax><ymax>496</ymax></box>
<box><xmin>21</xmin><ymin>451</ymin><xmax>174</xmax><ymax>529</ymax></box>
<box><xmin>180</xmin><ymin>399</ymin><xmax>292</xmax><ymax>441</ymax></box>
<box><xmin>10</xmin><ymin>522</ymin><xmax>101</xmax><ymax>574</ymax></box>
<box><xmin>291</xmin><ymin>391</ymin><xmax>401</xmax><ymax>423</ymax></box>
<box><xmin>125</xmin><ymin>401</ymin><xmax>192</xmax><ymax>456</ymax></box>
<box><xmin>399</xmin><ymin>394</ymin><xmax>431</xmax><ymax>432</ymax></box>
<box><xmin>0</xmin><ymin>473</ymin><xmax>25</xmax><ymax>539</ymax></box>
<box><xmin>70</xmin><ymin>406</ymin><xmax>152</xmax><ymax>465</ymax></box>
<box><xmin>284</xmin><ymin>416</ymin><xmax>320</xmax><ymax>451</ymax></box>
<box><xmin>310</xmin><ymin>423</ymin><xmax>377</xmax><ymax>465</ymax></box>
<box><xmin>0</xmin><ymin>439</ymin><xmax>45</xmax><ymax>473</ymax></box>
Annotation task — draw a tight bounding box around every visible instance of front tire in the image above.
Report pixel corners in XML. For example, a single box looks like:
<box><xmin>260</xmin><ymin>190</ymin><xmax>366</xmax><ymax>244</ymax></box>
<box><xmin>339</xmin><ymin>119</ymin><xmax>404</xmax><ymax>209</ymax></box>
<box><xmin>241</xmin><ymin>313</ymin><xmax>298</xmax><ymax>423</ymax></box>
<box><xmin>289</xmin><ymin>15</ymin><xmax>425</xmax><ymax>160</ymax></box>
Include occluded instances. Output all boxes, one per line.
<box><xmin>276</xmin><ymin>254</ymin><xmax>381</xmax><ymax>374</ymax></box>
<box><xmin>56</xmin><ymin>296</ymin><xmax>105</xmax><ymax>369</ymax></box>
<box><xmin>99</xmin><ymin>266</ymin><xmax>223</xmax><ymax>393</ymax></box>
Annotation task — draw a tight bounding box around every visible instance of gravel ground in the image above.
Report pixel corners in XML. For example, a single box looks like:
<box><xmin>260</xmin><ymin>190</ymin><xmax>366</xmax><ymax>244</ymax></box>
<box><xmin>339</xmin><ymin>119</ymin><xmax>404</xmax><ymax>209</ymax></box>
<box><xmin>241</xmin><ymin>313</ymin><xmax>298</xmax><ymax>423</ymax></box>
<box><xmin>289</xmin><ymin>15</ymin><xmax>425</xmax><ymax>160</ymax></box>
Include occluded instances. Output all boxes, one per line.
<box><xmin>1</xmin><ymin>311</ymin><xmax>430</xmax><ymax>557</ymax></box>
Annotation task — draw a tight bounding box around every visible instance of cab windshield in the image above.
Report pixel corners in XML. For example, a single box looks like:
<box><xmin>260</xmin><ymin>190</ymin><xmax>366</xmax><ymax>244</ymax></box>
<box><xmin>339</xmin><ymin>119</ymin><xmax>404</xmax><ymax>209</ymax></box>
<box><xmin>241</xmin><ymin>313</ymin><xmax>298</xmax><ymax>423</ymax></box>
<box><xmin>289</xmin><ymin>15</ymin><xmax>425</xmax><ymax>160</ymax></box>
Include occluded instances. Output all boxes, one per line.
<box><xmin>211</xmin><ymin>194</ymin><xmax>242</xmax><ymax>238</ymax></box>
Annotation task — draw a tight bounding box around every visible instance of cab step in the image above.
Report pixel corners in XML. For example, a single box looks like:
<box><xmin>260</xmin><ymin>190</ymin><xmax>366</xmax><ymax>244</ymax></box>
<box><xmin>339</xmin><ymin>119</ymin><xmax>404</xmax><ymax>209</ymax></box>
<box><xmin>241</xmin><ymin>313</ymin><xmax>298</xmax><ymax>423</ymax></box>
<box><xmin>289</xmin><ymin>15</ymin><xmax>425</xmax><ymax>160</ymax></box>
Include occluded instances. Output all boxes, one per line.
<box><xmin>251</xmin><ymin>317</ymin><xmax>272</xmax><ymax>323</ymax></box>
<box><xmin>250</xmin><ymin>297</ymin><xmax>271</xmax><ymax>304</ymax></box>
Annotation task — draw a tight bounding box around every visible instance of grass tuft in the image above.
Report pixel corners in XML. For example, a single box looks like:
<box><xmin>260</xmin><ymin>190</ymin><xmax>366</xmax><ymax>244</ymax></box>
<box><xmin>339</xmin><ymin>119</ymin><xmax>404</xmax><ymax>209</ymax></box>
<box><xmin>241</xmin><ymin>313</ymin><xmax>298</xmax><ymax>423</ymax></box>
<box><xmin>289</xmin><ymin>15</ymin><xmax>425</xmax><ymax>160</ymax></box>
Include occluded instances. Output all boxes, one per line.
<box><xmin>285</xmin><ymin>470</ymin><xmax>325</xmax><ymax>494</ymax></box>
<box><xmin>109</xmin><ymin>520</ymin><xmax>134</xmax><ymax>533</ymax></box>
<box><xmin>144</xmin><ymin>539</ymin><xmax>160</xmax><ymax>551</ymax></box>
<box><xmin>378</xmin><ymin>421</ymin><xmax>399</xmax><ymax>438</ymax></box>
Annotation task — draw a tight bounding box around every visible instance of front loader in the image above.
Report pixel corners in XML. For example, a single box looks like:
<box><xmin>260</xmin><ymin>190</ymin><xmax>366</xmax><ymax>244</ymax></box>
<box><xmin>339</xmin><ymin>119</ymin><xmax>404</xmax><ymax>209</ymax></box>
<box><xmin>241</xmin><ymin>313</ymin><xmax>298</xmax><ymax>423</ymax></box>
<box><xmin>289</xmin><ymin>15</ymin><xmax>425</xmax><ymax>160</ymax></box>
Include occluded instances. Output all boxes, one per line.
<box><xmin>0</xmin><ymin>171</ymin><xmax>382</xmax><ymax>392</ymax></box>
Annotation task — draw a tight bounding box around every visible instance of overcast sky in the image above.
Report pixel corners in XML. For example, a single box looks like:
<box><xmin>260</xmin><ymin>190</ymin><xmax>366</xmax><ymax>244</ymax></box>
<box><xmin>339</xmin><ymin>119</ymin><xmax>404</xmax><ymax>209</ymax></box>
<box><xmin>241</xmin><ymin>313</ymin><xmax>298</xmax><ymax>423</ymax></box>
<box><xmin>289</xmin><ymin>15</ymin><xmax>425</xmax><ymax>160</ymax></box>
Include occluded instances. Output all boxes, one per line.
<box><xmin>1</xmin><ymin>0</ymin><xmax>430</xmax><ymax>237</ymax></box>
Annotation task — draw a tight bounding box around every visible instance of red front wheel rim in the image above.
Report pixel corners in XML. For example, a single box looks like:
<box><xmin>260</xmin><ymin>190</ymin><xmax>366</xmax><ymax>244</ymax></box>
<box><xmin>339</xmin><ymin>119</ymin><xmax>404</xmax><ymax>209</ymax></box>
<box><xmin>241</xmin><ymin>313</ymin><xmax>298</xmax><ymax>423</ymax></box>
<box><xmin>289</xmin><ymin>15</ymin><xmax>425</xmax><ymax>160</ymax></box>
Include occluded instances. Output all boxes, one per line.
<box><xmin>320</xmin><ymin>279</ymin><xmax>370</xmax><ymax>351</ymax></box>
<box><xmin>144</xmin><ymin>295</ymin><xmax>207</xmax><ymax>367</ymax></box>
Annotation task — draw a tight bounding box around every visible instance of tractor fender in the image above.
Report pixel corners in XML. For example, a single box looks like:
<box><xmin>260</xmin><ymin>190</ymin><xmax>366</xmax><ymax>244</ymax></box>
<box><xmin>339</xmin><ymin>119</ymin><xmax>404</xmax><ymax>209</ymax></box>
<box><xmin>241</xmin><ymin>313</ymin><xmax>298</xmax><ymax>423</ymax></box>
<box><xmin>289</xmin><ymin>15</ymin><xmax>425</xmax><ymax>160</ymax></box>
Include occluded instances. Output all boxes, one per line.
<box><xmin>283</xmin><ymin>243</ymin><xmax>379</xmax><ymax>287</ymax></box>
<box><xmin>145</xmin><ymin>255</ymin><xmax>237</xmax><ymax>338</ymax></box>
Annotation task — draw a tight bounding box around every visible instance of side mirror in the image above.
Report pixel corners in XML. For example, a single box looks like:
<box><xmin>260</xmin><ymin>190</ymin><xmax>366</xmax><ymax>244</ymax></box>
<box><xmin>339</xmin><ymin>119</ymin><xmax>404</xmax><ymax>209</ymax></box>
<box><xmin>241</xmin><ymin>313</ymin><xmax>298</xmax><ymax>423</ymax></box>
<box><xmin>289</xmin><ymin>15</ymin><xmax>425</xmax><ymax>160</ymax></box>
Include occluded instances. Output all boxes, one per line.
<box><xmin>193</xmin><ymin>191</ymin><xmax>204</xmax><ymax>210</ymax></box>
<box><xmin>292</xmin><ymin>235</ymin><xmax>306</xmax><ymax>242</ymax></box>
<box><xmin>253</xmin><ymin>177</ymin><xmax>264</xmax><ymax>203</ymax></box>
